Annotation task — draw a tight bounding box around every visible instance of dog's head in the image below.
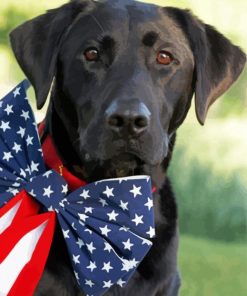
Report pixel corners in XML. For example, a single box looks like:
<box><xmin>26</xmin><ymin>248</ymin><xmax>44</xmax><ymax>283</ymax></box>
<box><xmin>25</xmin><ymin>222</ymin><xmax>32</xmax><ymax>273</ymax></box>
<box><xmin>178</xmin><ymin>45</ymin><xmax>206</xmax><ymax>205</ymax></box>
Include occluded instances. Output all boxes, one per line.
<box><xmin>10</xmin><ymin>0</ymin><xmax>246</xmax><ymax>179</ymax></box>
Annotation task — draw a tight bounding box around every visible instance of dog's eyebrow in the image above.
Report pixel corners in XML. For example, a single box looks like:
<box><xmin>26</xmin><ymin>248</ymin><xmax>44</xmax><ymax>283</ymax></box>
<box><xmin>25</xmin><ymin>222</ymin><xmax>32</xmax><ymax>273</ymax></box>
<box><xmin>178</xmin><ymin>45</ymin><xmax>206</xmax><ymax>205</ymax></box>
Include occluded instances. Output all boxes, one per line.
<box><xmin>101</xmin><ymin>36</ymin><xmax>115</xmax><ymax>50</ymax></box>
<box><xmin>142</xmin><ymin>31</ymin><xmax>159</xmax><ymax>47</ymax></box>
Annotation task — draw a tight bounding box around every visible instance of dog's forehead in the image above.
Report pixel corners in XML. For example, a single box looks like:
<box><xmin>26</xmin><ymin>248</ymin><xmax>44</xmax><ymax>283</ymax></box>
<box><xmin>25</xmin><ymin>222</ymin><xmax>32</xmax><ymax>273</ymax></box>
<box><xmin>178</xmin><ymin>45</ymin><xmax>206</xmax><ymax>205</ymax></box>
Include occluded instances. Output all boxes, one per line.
<box><xmin>81</xmin><ymin>0</ymin><xmax>160</xmax><ymax>32</ymax></box>
<box><xmin>70</xmin><ymin>1</ymin><xmax>189</xmax><ymax>47</ymax></box>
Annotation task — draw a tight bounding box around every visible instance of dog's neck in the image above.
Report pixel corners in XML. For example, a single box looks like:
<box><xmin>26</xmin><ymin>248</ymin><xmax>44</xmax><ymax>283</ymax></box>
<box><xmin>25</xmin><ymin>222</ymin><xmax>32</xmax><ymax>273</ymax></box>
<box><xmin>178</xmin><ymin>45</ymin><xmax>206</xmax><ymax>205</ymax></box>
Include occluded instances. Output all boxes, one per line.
<box><xmin>44</xmin><ymin>100</ymin><xmax>175</xmax><ymax>189</ymax></box>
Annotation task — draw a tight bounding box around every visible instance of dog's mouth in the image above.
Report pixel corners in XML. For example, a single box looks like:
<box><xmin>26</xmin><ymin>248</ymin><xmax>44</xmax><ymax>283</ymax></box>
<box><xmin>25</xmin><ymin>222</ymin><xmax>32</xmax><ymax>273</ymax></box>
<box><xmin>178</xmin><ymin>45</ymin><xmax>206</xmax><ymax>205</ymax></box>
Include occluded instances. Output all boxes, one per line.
<box><xmin>76</xmin><ymin>151</ymin><xmax>149</xmax><ymax>182</ymax></box>
<box><xmin>104</xmin><ymin>153</ymin><xmax>146</xmax><ymax>178</ymax></box>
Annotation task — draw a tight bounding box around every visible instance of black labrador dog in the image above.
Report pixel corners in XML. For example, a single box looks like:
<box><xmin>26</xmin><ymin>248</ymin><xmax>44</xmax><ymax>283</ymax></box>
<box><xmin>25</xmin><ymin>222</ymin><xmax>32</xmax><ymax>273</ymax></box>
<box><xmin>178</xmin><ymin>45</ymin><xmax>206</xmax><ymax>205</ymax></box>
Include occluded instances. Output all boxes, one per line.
<box><xmin>9</xmin><ymin>0</ymin><xmax>245</xmax><ymax>295</ymax></box>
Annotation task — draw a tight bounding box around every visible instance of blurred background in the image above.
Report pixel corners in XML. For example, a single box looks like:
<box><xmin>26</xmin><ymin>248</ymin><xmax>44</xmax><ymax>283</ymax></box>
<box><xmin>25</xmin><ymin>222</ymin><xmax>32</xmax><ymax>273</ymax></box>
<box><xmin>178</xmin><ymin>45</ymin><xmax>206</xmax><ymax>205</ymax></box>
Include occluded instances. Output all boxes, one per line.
<box><xmin>0</xmin><ymin>0</ymin><xmax>246</xmax><ymax>295</ymax></box>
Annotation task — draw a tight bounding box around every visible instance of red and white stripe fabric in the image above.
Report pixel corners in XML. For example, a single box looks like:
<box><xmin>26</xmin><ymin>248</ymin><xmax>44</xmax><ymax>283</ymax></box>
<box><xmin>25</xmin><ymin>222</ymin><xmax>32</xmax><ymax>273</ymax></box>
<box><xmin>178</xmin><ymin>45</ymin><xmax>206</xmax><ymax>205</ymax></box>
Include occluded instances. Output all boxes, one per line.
<box><xmin>0</xmin><ymin>191</ymin><xmax>56</xmax><ymax>296</ymax></box>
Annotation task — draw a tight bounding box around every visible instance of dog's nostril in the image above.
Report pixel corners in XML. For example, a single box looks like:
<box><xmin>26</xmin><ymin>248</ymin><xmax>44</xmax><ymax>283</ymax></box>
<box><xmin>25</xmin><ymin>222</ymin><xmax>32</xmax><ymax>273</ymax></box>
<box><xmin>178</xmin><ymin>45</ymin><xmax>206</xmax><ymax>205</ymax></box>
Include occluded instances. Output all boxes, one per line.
<box><xmin>108</xmin><ymin>115</ymin><xmax>124</xmax><ymax>128</ymax></box>
<box><xmin>134</xmin><ymin>116</ymin><xmax>148</xmax><ymax>128</ymax></box>
<box><xmin>106</xmin><ymin>101</ymin><xmax>151</xmax><ymax>135</ymax></box>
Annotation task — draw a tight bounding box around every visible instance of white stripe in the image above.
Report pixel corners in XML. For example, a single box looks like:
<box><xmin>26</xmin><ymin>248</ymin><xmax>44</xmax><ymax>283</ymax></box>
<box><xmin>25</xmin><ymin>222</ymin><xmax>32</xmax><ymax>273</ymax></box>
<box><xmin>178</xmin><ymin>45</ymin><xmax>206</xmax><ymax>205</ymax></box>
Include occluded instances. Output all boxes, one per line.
<box><xmin>0</xmin><ymin>221</ymin><xmax>48</xmax><ymax>295</ymax></box>
<box><xmin>0</xmin><ymin>200</ymin><xmax>22</xmax><ymax>235</ymax></box>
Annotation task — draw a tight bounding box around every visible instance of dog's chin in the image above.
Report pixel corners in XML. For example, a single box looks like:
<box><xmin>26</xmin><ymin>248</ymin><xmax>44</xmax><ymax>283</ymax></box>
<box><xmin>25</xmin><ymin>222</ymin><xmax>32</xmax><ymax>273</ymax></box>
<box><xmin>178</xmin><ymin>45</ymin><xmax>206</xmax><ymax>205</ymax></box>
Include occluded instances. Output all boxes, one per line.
<box><xmin>104</xmin><ymin>153</ymin><xmax>147</xmax><ymax>178</ymax></box>
<box><xmin>77</xmin><ymin>152</ymin><xmax>151</xmax><ymax>182</ymax></box>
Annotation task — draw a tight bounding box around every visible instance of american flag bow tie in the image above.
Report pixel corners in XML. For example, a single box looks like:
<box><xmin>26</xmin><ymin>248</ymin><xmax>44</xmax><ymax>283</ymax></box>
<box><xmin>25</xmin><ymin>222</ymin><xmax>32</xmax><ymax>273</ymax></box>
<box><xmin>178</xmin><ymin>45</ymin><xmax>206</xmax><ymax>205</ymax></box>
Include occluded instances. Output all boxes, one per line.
<box><xmin>0</xmin><ymin>80</ymin><xmax>155</xmax><ymax>296</ymax></box>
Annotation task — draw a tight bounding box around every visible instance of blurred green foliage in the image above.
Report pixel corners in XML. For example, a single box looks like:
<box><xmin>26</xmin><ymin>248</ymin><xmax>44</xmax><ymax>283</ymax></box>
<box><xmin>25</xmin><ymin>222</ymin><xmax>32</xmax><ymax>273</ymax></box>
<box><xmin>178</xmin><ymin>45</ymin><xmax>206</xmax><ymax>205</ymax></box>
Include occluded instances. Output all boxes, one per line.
<box><xmin>180</xmin><ymin>235</ymin><xmax>247</xmax><ymax>296</ymax></box>
<box><xmin>169</xmin><ymin>114</ymin><xmax>247</xmax><ymax>243</ymax></box>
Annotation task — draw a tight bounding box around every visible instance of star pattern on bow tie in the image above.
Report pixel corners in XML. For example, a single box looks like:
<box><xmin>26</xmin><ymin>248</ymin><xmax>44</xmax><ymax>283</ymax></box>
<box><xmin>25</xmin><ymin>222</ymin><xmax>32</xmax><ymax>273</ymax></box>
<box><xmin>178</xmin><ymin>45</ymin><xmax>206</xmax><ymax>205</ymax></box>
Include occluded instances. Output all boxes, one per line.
<box><xmin>0</xmin><ymin>80</ymin><xmax>155</xmax><ymax>296</ymax></box>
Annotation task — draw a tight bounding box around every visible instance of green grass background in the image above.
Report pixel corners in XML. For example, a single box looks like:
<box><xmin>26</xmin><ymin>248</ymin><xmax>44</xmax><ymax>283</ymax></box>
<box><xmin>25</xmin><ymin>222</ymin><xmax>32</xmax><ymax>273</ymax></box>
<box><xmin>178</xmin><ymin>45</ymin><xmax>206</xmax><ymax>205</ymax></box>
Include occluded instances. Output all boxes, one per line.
<box><xmin>0</xmin><ymin>1</ymin><xmax>246</xmax><ymax>295</ymax></box>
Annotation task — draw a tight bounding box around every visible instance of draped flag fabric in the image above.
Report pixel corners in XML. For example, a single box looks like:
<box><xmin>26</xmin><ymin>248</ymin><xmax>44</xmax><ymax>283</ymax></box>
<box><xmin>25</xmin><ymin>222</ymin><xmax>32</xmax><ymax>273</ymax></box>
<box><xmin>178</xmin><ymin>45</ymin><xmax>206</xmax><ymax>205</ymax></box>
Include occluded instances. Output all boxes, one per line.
<box><xmin>0</xmin><ymin>80</ymin><xmax>155</xmax><ymax>296</ymax></box>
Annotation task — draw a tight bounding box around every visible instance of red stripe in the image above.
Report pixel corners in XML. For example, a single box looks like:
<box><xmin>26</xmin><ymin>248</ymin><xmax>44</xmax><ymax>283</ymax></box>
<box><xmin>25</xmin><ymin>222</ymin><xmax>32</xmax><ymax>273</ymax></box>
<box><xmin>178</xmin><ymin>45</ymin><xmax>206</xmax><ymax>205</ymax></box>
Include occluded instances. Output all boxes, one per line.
<box><xmin>0</xmin><ymin>191</ymin><xmax>56</xmax><ymax>296</ymax></box>
<box><xmin>8</xmin><ymin>211</ymin><xmax>56</xmax><ymax>296</ymax></box>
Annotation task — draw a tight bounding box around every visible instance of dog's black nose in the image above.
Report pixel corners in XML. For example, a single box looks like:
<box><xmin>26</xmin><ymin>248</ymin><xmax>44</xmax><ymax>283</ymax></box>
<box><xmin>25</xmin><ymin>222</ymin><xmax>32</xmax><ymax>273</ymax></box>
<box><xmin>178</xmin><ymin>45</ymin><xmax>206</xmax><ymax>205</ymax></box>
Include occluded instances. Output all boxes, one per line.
<box><xmin>106</xmin><ymin>101</ymin><xmax>151</xmax><ymax>136</ymax></box>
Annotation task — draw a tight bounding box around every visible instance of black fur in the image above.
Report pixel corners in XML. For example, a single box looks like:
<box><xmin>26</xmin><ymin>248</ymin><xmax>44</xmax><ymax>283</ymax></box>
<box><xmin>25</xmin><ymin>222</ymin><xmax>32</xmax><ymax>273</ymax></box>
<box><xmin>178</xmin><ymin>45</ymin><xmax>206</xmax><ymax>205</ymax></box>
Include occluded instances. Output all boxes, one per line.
<box><xmin>9</xmin><ymin>1</ymin><xmax>245</xmax><ymax>295</ymax></box>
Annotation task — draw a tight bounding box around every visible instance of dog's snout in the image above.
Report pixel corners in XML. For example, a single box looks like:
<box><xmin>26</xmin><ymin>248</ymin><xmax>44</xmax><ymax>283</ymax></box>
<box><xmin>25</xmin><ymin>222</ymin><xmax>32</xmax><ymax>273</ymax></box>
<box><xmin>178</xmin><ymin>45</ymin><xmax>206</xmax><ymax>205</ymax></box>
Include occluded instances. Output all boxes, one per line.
<box><xmin>105</xmin><ymin>101</ymin><xmax>151</xmax><ymax>136</ymax></box>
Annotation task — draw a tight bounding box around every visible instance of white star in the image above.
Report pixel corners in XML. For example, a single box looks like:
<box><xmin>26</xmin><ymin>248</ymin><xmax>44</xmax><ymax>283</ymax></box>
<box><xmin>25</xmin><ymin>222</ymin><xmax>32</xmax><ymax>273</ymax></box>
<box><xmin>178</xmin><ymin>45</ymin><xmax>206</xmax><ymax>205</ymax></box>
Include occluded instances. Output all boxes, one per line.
<box><xmin>72</xmin><ymin>254</ymin><xmax>80</xmax><ymax>265</ymax></box>
<box><xmin>107</xmin><ymin>210</ymin><xmax>119</xmax><ymax>221</ymax></box>
<box><xmin>3</xmin><ymin>152</ymin><xmax>13</xmax><ymax>162</ymax></box>
<box><xmin>103</xmin><ymin>186</ymin><xmax>114</xmax><ymax>198</ymax></box>
<box><xmin>119</xmin><ymin>226</ymin><xmax>130</xmax><ymax>232</ymax></box>
<box><xmin>145</xmin><ymin>197</ymin><xmax>153</xmax><ymax>210</ymax></box>
<box><xmin>61</xmin><ymin>184</ymin><xmax>68</xmax><ymax>194</ymax></box>
<box><xmin>59</xmin><ymin>200</ymin><xmax>65</xmax><ymax>208</ymax></box>
<box><xmin>78</xmin><ymin>213</ymin><xmax>89</xmax><ymax>222</ymax></box>
<box><xmin>99</xmin><ymin>198</ymin><xmax>108</xmax><ymax>207</ymax></box>
<box><xmin>129</xmin><ymin>258</ymin><xmax>139</xmax><ymax>268</ymax></box>
<box><xmin>122</xmin><ymin>238</ymin><xmax>134</xmax><ymax>250</ymax></box>
<box><xmin>29</xmin><ymin>189</ymin><xmax>37</xmax><ymax>197</ymax></box>
<box><xmin>130</xmin><ymin>184</ymin><xmax>142</xmax><ymax>197</ymax></box>
<box><xmin>48</xmin><ymin>206</ymin><xmax>54</xmax><ymax>212</ymax></box>
<box><xmin>26</xmin><ymin>135</ymin><xmax>34</xmax><ymax>146</ymax></box>
<box><xmin>4</xmin><ymin>104</ymin><xmax>13</xmax><ymax>115</ymax></box>
<box><xmin>30</xmin><ymin>161</ymin><xmax>39</xmax><ymax>172</ymax></box>
<box><xmin>85</xmin><ymin>228</ymin><xmax>92</xmax><ymax>234</ymax></box>
<box><xmin>102</xmin><ymin>261</ymin><xmax>113</xmax><ymax>273</ymax></box>
<box><xmin>13</xmin><ymin>87</ymin><xmax>21</xmax><ymax>97</ymax></box>
<box><xmin>38</xmin><ymin>148</ymin><xmax>43</xmax><ymax>155</ymax></box>
<box><xmin>121</xmin><ymin>260</ymin><xmax>133</xmax><ymax>272</ymax></box>
<box><xmin>7</xmin><ymin>188</ymin><xmax>19</xmax><ymax>195</ymax></box>
<box><xmin>118</xmin><ymin>178</ymin><xmax>128</xmax><ymax>184</ymax></box>
<box><xmin>86</xmin><ymin>242</ymin><xmax>96</xmax><ymax>254</ymax></box>
<box><xmin>99</xmin><ymin>225</ymin><xmax>111</xmax><ymax>237</ymax></box>
<box><xmin>6</xmin><ymin>187</ymin><xmax>13</xmax><ymax>193</ymax></box>
<box><xmin>142</xmin><ymin>238</ymin><xmax>152</xmax><ymax>246</ymax></box>
<box><xmin>84</xmin><ymin>207</ymin><xmax>93</xmax><ymax>214</ymax></box>
<box><xmin>132</xmin><ymin>214</ymin><xmax>144</xmax><ymax>226</ymax></box>
<box><xmin>20</xmin><ymin>110</ymin><xmax>30</xmax><ymax>121</ymax></box>
<box><xmin>59</xmin><ymin>201</ymin><xmax>65</xmax><ymax>207</ymax></box>
<box><xmin>17</xmin><ymin>126</ymin><xmax>25</xmax><ymax>138</ymax></box>
<box><xmin>87</xmin><ymin>261</ymin><xmax>97</xmax><ymax>272</ymax></box>
<box><xmin>102</xmin><ymin>280</ymin><xmax>113</xmax><ymax>288</ymax></box>
<box><xmin>0</xmin><ymin>101</ymin><xmax>2</xmax><ymax>108</ymax></box>
<box><xmin>25</xmin><ymin>165</ymin><xmax>31</xmax><ymax>175</ymax></box>
<box><xmin>20</xmin><ymin>168</ymin><xmax>26</xmax><ymax>178</ymax></box>
<box><xmin>85</xmin><ymin>279</ymin><xmax>94</xmax><ymax>287</ymax></box>
<box><xmin>62</xmin><ymin>229</ymin><xmax>70</xmax><ymax>239</ymax></box>
<box><xmin>104</xmin><ymin>242</ymin><xmax>112</xmax><ymax>253</ymax></box>
<box><xmin>76</xmin><ymin>238</ymin><xmax>84</xmax><ymax>248</ymax></box>
<box><xmin>43</xmin><ymin>185</ymin><xmax>54</xmax><ymax>198</ymax></box>
<box><xmin>12</xmin><ymin>142</ymin><xmax>22</xmax><ymax>153</ymax></box>
<box><xmin>0</xmin><ymin>121</ymin><xmax>10</xmax><ymax>132</ymax></box>
<box><xmin>119</xmin><ymin>200</ymin><xmax>128</xmax><ymax>211</ymax></box>
<box><xmin>146</xmin><ymin>226</ymin><xmax>155</xmax><ymax>238</ymax></box>
<box><xmin>79</xmin><ymin>220</ymin><xmax>85</xmax><ymax>227</ymax></box>
<box><xmin>43</xmin><ymin>171</ymin><xmax>52</xmax><ymax>178</ymax></box>
<box><xmin>117</xmin><ymin>278</ymin><xmax>126</xmax><ymax>287</ymax></box>
<box><xmin>80</xmin><ymin>189</ymin><xmax>90</xmax><ymax>199</ymax></box>
<box><xmin>74</xmin><ymin>271</ymin><xmax>79</xmax><ymax>281</ymax></box>
<box><xmin>72</xmin><ymin>222</ymin><xmax>77</xmax><ymax>230</ymax></box>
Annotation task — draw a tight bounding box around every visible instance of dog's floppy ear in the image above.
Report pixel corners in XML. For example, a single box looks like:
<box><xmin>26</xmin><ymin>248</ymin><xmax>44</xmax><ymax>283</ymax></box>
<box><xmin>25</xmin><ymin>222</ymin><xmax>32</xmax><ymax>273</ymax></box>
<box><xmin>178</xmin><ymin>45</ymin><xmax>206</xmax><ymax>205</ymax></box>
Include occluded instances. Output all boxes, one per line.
<box><xmin>9</xmin><ymin>1</ymin><xmax>90</xmax><ymax>109</ymax></box>
<box><xmin>165</xmin><ymin>8</ymin><xmax>246</xmax><ymax>124</ymax></box>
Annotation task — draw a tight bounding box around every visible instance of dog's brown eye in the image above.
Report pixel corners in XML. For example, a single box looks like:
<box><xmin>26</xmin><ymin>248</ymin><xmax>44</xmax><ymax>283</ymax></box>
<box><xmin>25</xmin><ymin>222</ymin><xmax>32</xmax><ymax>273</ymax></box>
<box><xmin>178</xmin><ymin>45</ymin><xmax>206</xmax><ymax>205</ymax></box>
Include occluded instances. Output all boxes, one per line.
<box><xmin>84</xmin><ymin>48</ymin><xmax>99</xmax><ymax>61</ymax></box>
<box><xmin>156</xmin><ymin>51</ymin><xmax>174</xmax><ymax>65</ymax></box>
